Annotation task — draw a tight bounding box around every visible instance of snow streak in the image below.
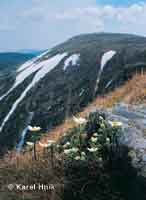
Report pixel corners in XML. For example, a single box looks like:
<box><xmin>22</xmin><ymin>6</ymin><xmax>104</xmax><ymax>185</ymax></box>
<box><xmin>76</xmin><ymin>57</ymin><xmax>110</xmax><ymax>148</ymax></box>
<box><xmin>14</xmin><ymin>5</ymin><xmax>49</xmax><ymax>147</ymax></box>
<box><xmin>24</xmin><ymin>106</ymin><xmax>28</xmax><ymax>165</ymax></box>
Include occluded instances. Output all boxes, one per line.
<box><xmin>0</xmin><ymin>53</ymin><xmax>67</xmax><ymax>132</ymax></box>
<box><xmin>94</xmin><ymin>50</ymin><xmax>116</xmax><ymax>93</ymax></box>
<box><xmin>63</xmin><ymin>54</ymin><xmax>80</xmax><ymax>70</ymax></box>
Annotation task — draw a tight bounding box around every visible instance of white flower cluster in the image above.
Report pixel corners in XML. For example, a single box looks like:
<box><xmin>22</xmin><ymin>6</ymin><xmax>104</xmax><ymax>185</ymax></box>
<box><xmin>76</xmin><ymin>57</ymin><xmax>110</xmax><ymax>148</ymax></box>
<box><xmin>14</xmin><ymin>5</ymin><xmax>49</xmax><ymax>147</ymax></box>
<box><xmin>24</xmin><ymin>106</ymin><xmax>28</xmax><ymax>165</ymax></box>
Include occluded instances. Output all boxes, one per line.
<box><xmin>64</xmin><ymin>147</ymin><xmax>79</xmax><ymax>154</ymax></box>
<box><xmin>108</xmin><ymin>120</ymin><xmax>123</xmax><ymax>127</ymax></box>
<box><xmin>28</xmin><ymin>125</ymin><xmax>41</xmax><ymax>132</ymax></box>
<box><xmin>39</xmin><ymin>140</ymin><xmax>55</xmax><ymax>148</ymax></box>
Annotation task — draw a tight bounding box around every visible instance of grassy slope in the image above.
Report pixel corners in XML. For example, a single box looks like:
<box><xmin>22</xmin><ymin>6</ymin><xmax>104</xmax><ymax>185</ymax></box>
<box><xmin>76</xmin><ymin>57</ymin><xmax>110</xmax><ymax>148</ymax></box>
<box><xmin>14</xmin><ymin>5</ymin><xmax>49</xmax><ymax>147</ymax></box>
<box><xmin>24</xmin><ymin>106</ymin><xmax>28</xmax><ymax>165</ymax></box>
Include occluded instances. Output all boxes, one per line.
<box><xmin>40</xmin><ymin>72</ymin><xmax>146</xmax><ymax>144</ymax></box>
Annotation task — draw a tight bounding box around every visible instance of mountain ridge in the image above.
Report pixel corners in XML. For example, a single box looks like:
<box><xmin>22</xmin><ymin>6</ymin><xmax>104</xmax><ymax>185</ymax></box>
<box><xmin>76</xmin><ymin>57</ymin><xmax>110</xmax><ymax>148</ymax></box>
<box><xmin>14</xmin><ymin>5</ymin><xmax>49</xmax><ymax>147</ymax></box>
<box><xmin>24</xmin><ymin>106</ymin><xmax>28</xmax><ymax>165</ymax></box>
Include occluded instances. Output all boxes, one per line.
<box><xmin>0</xmin><ymin>33</ymin><xmax>146</xmax><ymax>153</ymax></box>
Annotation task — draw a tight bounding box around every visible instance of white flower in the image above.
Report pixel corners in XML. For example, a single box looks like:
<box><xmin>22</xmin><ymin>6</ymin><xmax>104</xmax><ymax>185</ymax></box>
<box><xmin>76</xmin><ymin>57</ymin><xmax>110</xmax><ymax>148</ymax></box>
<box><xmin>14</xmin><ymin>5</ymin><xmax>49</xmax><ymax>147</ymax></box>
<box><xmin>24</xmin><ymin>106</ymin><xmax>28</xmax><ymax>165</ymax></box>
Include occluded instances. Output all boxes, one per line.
<box><xmin>56</xmin><ymin>144</ymin><xmax>60</xmax><ymax>148</ymax></box>
<box><xmin>81</xmin><ymin>152</ymin><xmax>86</xmax><ymax>156</ymax></box>
<box><xmin>74</xmin><ymin>155</ymin><xmax>85</xmax><ymax>161</ymax></box>
<box><xmin>108</xmin><ymin>120</ymin><xmax>123</xmax><ymax>127</ymax></box>
<box><xmin>74</xmin><ymin>156</ymin><xmax>81</xmax><ymax>160</ymax></box>
<box><xmin>63</xmin><ymin>142</ymin><xmax>70</xmax><ymax>148</ymax></box>
<box><xmin>99</xmin><ymin>116</ymin><xmax>104</xmax><ymax>120</ymax></box>
<box><xmin>39</xmin><ymin>140</ymin><xmax>55</xmax><ymax>148</ymax></box>
<box><xmin>106</xmin><ymin>138</ymin><xmax>110</xmax><ymax>143</ymax></box>
<box><xmin>73</xmin><ymin>115</ymin><xmax>87</xmax><ymax>125</ymax></box>
<box><xmin>28</xmin><ymin>125</ymin><xmax>41</xmax><ymax>132</ymax></box>
<box><xmin>93</xmin><ymin>133</ymin><xmax>98</xmax><ymax>137</ymax></box>
<box><xmin>91</xmin><ymin>137</ymin><xmax>98</xmax><ymax>143</ymax></box>
<box><xmin>26</xmin><ymin>141</ymin><xmax>34</xmax><ymax>146</ymax></box>
<box><xmin>71</xmin><ymin>147</ymin><xmax>79</xmax><ymax>153</ymax></box>
<box><xmin>64</xmin><ymin>147</ymin><xmax>79</xmax><ymax>154</ymax></box>
<box><xmin>87</xmin><ymin>147</ymin><xmax>98</xmax><ymax>152</ymax></box>
<box><xmin>47</xmin><ymin>140</ymin><xmax>55</xmax><ymax>144</ymax></box>
<box><xmin>39</xmin><ymin>142</ymin><xmax>51</xmax><ymax>148</ymax></box>
<box><xmin>64</xmin><ymin>149</ymin><xmax>72</xmax><ymax>154</ymax></box>
<box><xmin>63</xmin><ymin>133</ymin><xmax>67</xmax><ymax>137</ymax></box>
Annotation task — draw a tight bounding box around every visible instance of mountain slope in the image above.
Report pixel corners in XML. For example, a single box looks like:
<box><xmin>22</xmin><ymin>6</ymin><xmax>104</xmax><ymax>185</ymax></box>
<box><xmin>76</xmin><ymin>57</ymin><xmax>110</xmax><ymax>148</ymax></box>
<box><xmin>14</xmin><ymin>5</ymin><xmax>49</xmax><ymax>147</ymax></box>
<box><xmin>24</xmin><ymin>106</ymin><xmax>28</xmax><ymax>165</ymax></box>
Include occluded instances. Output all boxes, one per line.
<box><xmin>1</xmin><ymin>78</ymin><xmax>146</xmax><ymax>199</ymax></box>
<box><xmin>36</xmin><ymin>73</ymin><xmax>146</xmax><ymax>146</ymax></box>
<box><xmin>0</xmin><ymin>33</ymin><xmax>146</xmax><ymax>153</ymax></box>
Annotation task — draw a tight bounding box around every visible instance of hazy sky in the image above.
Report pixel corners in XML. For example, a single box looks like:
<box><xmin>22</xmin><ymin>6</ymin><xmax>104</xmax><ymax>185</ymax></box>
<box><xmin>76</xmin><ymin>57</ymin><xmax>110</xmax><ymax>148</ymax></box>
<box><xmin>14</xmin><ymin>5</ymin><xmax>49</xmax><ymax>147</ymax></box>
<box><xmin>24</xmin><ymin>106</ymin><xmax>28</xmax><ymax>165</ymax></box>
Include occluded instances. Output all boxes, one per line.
<box><xmin>0</xmin><ymin>0</ymin><xmax>146</xmax><ymax>52</ymax></box>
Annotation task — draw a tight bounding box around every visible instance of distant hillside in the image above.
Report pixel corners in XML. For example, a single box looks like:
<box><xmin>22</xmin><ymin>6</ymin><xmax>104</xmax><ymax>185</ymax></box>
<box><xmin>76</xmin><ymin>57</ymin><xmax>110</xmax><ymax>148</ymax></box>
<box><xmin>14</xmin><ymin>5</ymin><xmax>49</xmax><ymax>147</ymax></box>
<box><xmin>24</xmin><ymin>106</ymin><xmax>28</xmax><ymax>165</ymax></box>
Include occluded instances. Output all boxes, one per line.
<box><xmin>16</xmin><ymin>49</ymin><xmax>45</xmax><ymax>56</ymax></box>
<box><xmin>0</xmin><ymin>52</ymin><xmax>34</xmax><ymax>72</ymax></box>
<box><xmin>0</xmin><ymin>52</ymin><xmax>35</xmax><ymax>110</ymax></box>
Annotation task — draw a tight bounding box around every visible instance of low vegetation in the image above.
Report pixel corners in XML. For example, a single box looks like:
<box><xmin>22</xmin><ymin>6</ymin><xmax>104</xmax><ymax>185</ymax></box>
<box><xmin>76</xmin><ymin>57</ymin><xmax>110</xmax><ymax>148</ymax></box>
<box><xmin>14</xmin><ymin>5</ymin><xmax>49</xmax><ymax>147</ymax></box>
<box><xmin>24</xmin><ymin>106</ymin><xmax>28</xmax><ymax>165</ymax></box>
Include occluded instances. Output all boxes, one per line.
<box><xmin>0</xmin><ymin>110</ymin><xmax>141</xmax><ymax>200</ymax></box>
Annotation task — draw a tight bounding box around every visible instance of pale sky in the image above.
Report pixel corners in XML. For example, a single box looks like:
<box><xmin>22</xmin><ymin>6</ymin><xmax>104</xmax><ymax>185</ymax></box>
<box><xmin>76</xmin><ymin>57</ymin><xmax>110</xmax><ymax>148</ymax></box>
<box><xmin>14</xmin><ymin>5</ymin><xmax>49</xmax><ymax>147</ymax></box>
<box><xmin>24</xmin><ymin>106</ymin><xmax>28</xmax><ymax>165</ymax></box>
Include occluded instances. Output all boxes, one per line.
<box><xmin>0</xmin><ymin>0</ymin><xmax>146</xmax><ymax>52</ymax></box>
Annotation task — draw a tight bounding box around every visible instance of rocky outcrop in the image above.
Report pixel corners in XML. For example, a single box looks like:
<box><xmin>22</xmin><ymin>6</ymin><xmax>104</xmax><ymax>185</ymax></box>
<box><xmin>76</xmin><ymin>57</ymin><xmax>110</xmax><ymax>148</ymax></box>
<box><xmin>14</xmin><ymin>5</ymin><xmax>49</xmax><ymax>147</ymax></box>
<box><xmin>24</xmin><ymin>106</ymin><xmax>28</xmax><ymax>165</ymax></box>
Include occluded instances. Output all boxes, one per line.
<box><xmin>93</xmin><ymin>103</ymin><xmax>146</xmax><ymax>177</ymax></box>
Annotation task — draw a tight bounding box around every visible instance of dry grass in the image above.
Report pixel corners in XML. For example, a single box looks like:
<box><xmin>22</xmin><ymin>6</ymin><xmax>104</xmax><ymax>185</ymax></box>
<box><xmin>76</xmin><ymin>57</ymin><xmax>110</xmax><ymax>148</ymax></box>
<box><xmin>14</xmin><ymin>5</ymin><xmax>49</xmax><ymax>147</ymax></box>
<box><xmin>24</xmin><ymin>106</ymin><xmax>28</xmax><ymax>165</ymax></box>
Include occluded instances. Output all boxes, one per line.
<box><xmin>0</xmin><ymin>150</ymin><xmax>64</xmax><ymax>200</ymax></box>
<box><xmin>90</xmin><ymin>73</ymin><xmax>146</xmax><ymax>108</ymax></box>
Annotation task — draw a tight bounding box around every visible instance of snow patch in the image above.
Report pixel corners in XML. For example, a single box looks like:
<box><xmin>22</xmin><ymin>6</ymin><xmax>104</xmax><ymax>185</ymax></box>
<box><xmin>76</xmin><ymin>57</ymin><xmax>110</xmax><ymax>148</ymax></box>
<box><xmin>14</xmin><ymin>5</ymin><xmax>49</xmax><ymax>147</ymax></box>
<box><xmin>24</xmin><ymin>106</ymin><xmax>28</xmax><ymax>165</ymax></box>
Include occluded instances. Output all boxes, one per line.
<box><xmin>94</xmin><ymin>50</ymin><xmax>116</xmax><ymax>93</ymax></box>
<box><xmin>63</xmin><ymin>54</ymin><xmax>80</xmax><ymax>70</ymax></box>
<box><xmin>101</xmin><ymin>50</ymin><xmax>116</xmax><ymax>71</ymax></box>
<box><xmin>0</xmin><ymin>53</ymin><xmax>67</xmax><ymax>132</ymax></box>
<box><xmin>17</xmin><ymin>49</ymin><xmax>50</xmax><ymax>72</ymax></box>
<box><xmin>0</xmin><ymin>51</ymin><xmax>66</xmax><ymax>102</ymax></box>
